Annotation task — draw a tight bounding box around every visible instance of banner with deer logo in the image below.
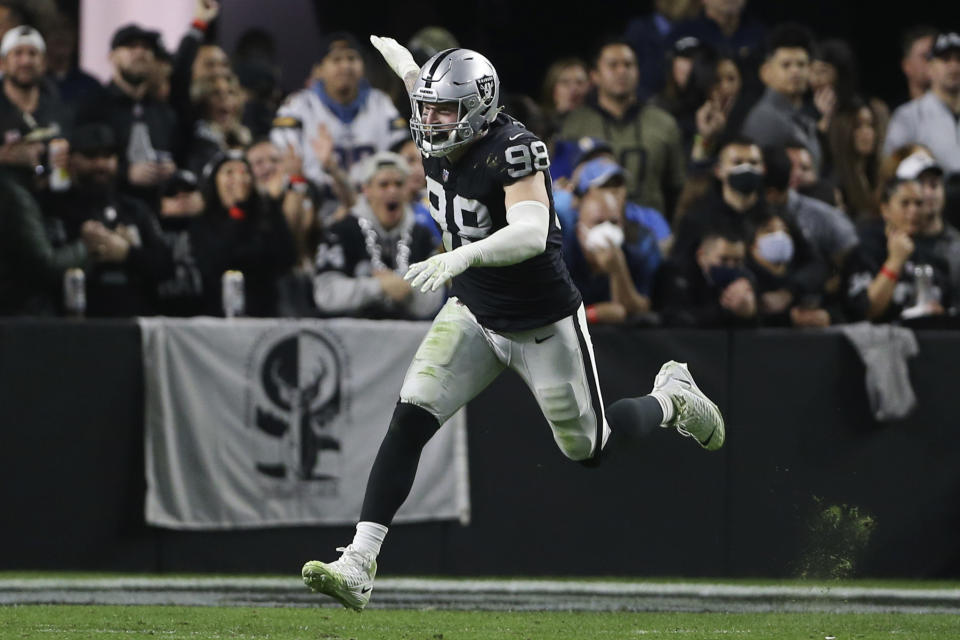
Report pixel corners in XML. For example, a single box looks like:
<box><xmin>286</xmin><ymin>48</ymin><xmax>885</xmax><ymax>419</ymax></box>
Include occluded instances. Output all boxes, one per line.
<box><xmin>139</xmin><ymin>317</ymin><xmax>469</xmax><ymax>529</ymax></box>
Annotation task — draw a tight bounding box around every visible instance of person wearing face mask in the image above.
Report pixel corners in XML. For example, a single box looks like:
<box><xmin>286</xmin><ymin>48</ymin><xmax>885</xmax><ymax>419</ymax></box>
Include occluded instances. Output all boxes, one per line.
<box><xmin>843</xmin><ymin>176</ymin><xmax>953</xmax><ymax>323</ymax></box>
<box><xmin>656</xmin><ymin>227</ymin><xmax>758</xmax><ymax>328</ymax></box>
<box><xmin>672</xmin><ymin>135</ymin><xmax>766</xmax><ymax>264</ymax></box>
<box><xmin>561</xmin><ymin>185</ymin><xmax>660</xmax><ymax>324</ymax></box>
<box><xmin>746</xmin><ymin>211</ymin><xmax>830</xmax><ymax>327</ymax></box>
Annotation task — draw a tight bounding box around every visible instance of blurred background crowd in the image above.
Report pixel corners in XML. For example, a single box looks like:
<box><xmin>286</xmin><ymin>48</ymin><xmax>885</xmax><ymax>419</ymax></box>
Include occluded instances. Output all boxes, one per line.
<box><xmin>2</xmin><ymin>0</ymin><xmax>960</xmax><ymax>329</ymax></box>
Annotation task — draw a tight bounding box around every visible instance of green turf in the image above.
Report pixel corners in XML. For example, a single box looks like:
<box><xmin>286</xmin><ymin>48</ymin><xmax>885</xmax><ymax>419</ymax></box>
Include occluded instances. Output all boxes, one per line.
<box><xmin>2</xmin><ymin>571</ymin><xmax>960</xmax><ymax>590</ymax></box>
<box><xmin>1</xmin><ymin>606</ymin><xmax>958</xmax><ymax>640</ymax></box>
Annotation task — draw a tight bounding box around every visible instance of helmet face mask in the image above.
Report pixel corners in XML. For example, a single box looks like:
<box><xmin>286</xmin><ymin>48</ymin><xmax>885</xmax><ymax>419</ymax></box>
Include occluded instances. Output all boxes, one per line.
<box><xmin>409</xmin><ymin>48</ymin><xmax>500</xmax><ymax>157</ymax></box>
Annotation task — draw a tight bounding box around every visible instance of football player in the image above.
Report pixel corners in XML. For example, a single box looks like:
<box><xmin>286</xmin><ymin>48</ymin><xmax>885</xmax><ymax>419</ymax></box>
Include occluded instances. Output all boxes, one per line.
<box><xmin>301</xmin><ymin>36</ymin><xmax>726</xmax><ymax>611</ymax></box>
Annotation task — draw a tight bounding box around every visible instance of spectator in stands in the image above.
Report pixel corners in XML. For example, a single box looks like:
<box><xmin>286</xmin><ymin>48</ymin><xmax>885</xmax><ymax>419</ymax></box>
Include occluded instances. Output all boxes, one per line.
<box><xmin>672</xmin><ymin>135</ymin><xmax>765</xmax><ymax>263</ymax></box>
<box><xmin>184</xmin><ymin>72</ymin><xmax>251</xmax><ymax>174</ymax></box>
<box><xmin>191</xmin><ymin>150</ymin><xmax>295</xmax><ymax>316</ymax></box>
<box><xmin>155</xmin><ymin>169</ymin><xmax>206</xmax><ymax>316</ymax></box>
<box><xmin>147</xmin><ymin>44</ymin><xmax>173</xmax><ymax>104</ymax></box>
<box><xmin>271</xmin><ymin>31</ymin><xmax>408</xmax><ymax>189</ymax></box>
<box><xmin>624</xmin><ymin>0</ymin><xmax>702</xmax><ymax>102</ymax></box>
<box><xmin>668</xmin><ymin>0</ymin><xmax>765</xmax><ymax>100</ymax></box>
<box><xmin>896</xmin><ymin>26</ymin><xmax>937</xmax><ymax>107</ymax></box>
<box><xmin>741</xmin><ymin>23</ymin><xmax>822</xmax><ymax>172</ymax></box>
<box><xmin>569</xmin><ymin>158</ymin><xmax>672</xmax><ymax>255</ymax></box>
<box><xmin>884</xmin><ymin>32</ymin><xmax>960</xmax><ymax>175</ymax></box>
<box><xmin>540</xmin><ymin>57</ymin><xmax>590</xmax><ymax>140</ymax></box>
<box><xmin>43</xmin><ymin>12</ymin><xmax>100</xmax><ymax>105</ymax></box>
<box><xmin>233</xmin><ymin>28</ymin><xmax>282</xmax><ymax>139</ymax></box>
<box><xmin>393</xmin><ymin>136</ymin><xmax>439</xmax><ymax>242</ymax></box>
<box><xmin>312</xmin><ymin>151</ymin><xmax>441</xmax><ymax>319</ymax></box>
<box><xmin>764</xmin><ymin>144</ymin><xmax>857</xmax><ymax>268</ymax></box>
<box><xmin>690</xmin><ymin>52</ymin><xmax>745</xmax><ymax>164</ymax></box>
<box><xmin>895</xmin><ymin>150</ymin><xmax>960</xmax><ymax>302</ymax></box>
<box><xmin>656</xmin><ymin>228</ymin><xmax>757</xmax><ymax>327</ymax></box>
<box><xmin>0</xmin><ymin>170</ymin><xmax>87</xmax><ymax>315</ymax></box>
<box><xmin>44</xmin><ymin>123</ymin><xmax>174</xmax><ymax>316</ymax></box>
<box><xmin>828</xmin><ymin>99</ymin><xmax>887</xmax><ymax>220</ymax></box>
<box><xmin>745</xmin><ymin>210</ymin><xmax>830</xmax><ymax>327</ymax></box>
<box><xmin>0</xmin><ymin>26</ymin><xmax>72</xmax><ymax>189</ymax></box>
<box><xmin>560</xmin><ymin>37</ymin><xmax>685</xmax><ymax>218</ymax></box>
<box><xmin>76</xmin><ymin>24</ymin><xmax>178</xmax><ymax>205</ymax></box>
<box><xmin>844</xmin><ymin>176</ymin><xmax>952</xmax><ymax>322</ymax></box>
<box><xmin>562</xmin><ymin>181</ymin><xmax>660</xmax><ymax>324</ymax></box>
<box><xmin>168</xmin><ymin>1</ymin><xmax>223</xmax><ymax>133</ymax></box>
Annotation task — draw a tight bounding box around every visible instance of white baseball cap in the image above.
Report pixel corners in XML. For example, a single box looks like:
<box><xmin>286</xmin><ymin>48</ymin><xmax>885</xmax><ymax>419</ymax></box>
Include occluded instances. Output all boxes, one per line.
<box><xmin>0</xmin><ymin>25</ymin><xmax>46</xmax><ymax>58</ymax></box>
<box><xmin>896</xmin><ymin>151</ymin><xmax>943</xmax><ymax>181</ymax></box>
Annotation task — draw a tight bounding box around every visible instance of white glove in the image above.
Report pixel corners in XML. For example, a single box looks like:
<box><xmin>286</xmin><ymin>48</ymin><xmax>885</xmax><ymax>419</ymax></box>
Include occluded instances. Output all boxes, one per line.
<box><xmin>404</xmin><ymin>250</ymin><xmax>471</xmax><ymax>292</ymax></box>
<box><xmin>369</xmin><ymin>35</ymin><xmax>420</xmax><ymax>81</ymax></box>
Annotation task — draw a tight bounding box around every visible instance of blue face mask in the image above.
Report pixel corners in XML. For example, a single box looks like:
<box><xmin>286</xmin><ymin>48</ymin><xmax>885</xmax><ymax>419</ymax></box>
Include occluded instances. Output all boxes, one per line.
<box><xmin>708</xmin><ymin>265</ymin><xmax>747</xmax><ymax>288</ymax></box>
<box><xmin>756</xmin><ymin>230</ymin><xmax>794</xmax><ymax>264</ymax></box>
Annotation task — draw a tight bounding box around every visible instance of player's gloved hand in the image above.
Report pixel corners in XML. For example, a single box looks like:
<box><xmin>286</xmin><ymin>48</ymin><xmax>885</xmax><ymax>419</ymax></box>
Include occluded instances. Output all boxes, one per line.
<box><xmin>404</xmin><ymin>250</ymin><xmax>471</xmax><ymax>292</ymax></box>
<box><xmin>369</xmin><ymin>35</ymin><xmax>420</xmax><ymax>81</ymax></box>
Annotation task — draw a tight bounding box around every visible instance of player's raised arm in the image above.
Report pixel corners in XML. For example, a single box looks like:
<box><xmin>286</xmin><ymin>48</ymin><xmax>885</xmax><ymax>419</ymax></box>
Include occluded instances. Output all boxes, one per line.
<box><xmin>370</xmin><ymin>35</ymin><xmax>420</xmax><ymax>92</ymax></box>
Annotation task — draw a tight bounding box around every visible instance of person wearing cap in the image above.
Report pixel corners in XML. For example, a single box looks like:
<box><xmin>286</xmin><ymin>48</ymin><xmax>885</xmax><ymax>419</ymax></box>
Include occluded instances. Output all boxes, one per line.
<box><xmin>741</xmin><ymin>23</ymin><xmax>822</xmax><ymax>173</ymax></box>
<box><xmin>271</xmin><ymin>31</ymin><xmax>408</xmax><ymax>191</ymax></box>
<box><xmin>843</xmin><ymin>173</ymin><xmax>953</xmax><ymax>323</ymax></box>
<box><xmin>560</xmin><ymin>37</ymin><xmax>686</xmax><ymax>217</ymax></box>
<box><xmin>312</xmin><ymin>150</ymin><xmax>442</xmax><ymax>320</ymax></box>
<box><xmin>153</xmin><ymin>169</ymin><xmax>207</xmax><ymax>316</ymax></box>
<box><xmin>667</xmin><ymin>0</ymin><xmax>766</xmax><ymax>85</ymax></box>
<box><xmin>567</xmin><ymin>157</ymin><xmax>672</xmax><ymax>255</ymax></box>
<box><xmin>0</xmin><ymin>24</ymin><xmax>73</xmax><ymax>187</ymax></box>
<box><xmin>74</xmin><ymin>22</ymin><xmax>178</xmax><ymax>205</ymax></box>
<box><xmin>884</xmin><ymin>31</ymin><xmax>960</xmax><ymax>175</ymax></box>
<box><xmin>623</xmin><ymin>0</ymin><xmax>702</xmax><ymax>103</ymax></box>
<box><xmin>39</xmin><ymin>122</ymin><xmax>174</xmax><ymax>317</ymax></box>
<box><xmin>891</xmin><ymin>147</ymin><xmax>960</xmax><ymax>301</ymax></box>
<box><xmin>560</xmin><ymin>167</ymin><xmax>661</xmax><ymax>325</ymax></box>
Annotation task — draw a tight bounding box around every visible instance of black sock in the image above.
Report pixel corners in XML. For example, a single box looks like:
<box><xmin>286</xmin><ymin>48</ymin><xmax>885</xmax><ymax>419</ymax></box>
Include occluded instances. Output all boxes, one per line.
<box><xmin>359</xmin><ymin>402</ymin><xmax>441</xmax><ymax>526</ymax></box>
<box><xmin>606</xmin><ymin>395</ymin><xmax>664</xmax><ymax>443</ymax></box>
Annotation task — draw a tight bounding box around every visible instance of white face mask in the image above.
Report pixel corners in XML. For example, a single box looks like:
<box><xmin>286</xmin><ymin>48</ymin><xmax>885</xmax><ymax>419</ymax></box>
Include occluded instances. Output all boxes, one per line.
<box><xmin>584</xmin><ymin>221</ymin><xmax>624</xmax><ymax>251</ymax></box>
<box><xmin>756</xmin><ymin>230</ymin><xmax>794</xmax><ymax>264</ymax></box>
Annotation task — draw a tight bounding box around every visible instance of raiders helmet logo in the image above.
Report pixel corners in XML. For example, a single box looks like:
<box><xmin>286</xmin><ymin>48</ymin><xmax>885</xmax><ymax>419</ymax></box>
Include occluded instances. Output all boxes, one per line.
<box><xmin>476</xmin><ymin>75</ymin><xmax>495</xmax><ymax>103</ymax></box>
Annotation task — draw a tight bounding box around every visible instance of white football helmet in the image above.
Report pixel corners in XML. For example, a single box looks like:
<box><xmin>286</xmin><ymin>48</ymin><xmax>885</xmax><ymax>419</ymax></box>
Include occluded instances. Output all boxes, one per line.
<box><xmin>409</xmin><ymin>48</ymin><xmax>501</xmax><ymax>157</ymax></box>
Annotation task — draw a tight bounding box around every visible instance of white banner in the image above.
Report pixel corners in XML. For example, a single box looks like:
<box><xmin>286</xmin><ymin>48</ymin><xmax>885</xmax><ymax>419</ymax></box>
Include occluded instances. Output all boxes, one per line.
<box><xmin>139</xmin><ymin>317</ymin><xmax>470</xmax><ymax>530</ymax></box>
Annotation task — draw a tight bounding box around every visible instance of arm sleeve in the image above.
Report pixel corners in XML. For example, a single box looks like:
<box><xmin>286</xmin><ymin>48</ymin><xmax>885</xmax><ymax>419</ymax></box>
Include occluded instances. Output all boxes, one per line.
<box><xmin>313</xmin><ymin>271</ymin><xmax>383</xmax><ymax>314</ymax></box>
<box><xmin>456</xmin><ymin>200</ymin><xmax>550</xmax><ymax>267</ymax></box>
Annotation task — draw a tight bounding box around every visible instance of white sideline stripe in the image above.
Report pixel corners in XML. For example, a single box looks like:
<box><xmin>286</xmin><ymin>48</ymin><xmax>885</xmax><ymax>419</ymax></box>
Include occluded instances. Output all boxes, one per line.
<box><xmin>1</xmin><ymin>578</ymin><xmax>958</xmax><ymax>601</ymax></box>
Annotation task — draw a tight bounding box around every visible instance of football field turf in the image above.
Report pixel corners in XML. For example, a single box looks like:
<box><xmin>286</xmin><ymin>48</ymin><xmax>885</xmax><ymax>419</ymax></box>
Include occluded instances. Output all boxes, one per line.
<box><xmin>2</xmin><ymin>575</ymin><xmax>959</xmax><ymax>639</ymax></box>
<box><xmin>3</xmin><ymin>605</ymin><xmax>959</xmax><ymax>640</ymax></box>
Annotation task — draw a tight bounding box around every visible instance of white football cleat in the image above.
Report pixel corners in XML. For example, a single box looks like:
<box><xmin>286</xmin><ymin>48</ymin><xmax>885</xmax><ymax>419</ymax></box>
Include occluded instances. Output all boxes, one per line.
<box><xmin>302</xmin><ymin>545</ymin><xmax>377</xmax><ymax>611</ymax></box>
<box><xmin>652</xmin><ymin>360</ymin><xmax>725</xmax><ymax>451</ymax></box>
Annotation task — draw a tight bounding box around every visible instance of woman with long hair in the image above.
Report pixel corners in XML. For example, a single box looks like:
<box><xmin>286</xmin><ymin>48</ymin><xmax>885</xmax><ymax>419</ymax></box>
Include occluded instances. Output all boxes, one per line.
<box><xmin>829</xmin><ymin>99</ymin><xmax>888</xmax><ymax>221</ymax></box>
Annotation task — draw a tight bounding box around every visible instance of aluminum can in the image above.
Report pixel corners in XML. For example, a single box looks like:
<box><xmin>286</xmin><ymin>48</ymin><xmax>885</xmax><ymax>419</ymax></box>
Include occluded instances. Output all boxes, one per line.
<box><xmin>222</xmin><ymin>270</ymin><xmax>245</xmax><ymax>318</ymax></box>
<box><xmin>48</xmin><ymin>138</ymin><xmax>71</xmax><ymax>191</ymax></box>
<box><xmin>64</xmin><ymin>268</ymin><xmax>86</xmax><ymax>317</ymax></box>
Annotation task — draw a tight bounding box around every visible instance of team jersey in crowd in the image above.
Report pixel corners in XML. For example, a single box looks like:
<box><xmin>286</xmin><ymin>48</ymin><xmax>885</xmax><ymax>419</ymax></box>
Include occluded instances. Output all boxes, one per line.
<box><xmin>270</xmin><ymin>82</ymin><xmax>409</xmax><ymax>188</ymax></box>
<box><xmin>422</xmin><ymin>113</ymin><xmax>582</xmax><ymax>332</ymax></box>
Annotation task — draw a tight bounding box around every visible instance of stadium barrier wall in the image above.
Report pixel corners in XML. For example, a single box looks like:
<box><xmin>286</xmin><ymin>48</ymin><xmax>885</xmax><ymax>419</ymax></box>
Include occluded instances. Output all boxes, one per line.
<box><xmin>1</xmin><ymin>320</ymin><xmax>957</xmax><ymax>578</ymax></box>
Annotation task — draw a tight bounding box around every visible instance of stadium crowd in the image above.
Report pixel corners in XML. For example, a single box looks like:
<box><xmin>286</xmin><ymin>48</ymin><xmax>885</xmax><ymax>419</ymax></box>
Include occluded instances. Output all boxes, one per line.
<box><xmin>2</xmin><ymin>0</ymin><xmax>960</xmax><ymax>328</ymax></box>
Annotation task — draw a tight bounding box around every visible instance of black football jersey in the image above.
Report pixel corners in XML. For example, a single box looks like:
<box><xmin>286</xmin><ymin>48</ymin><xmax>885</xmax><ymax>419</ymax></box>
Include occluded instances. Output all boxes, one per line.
<box><xmin>422</xmin><ymin>113</ymin><xmax>581</xmax><ymax>331</ymax></box>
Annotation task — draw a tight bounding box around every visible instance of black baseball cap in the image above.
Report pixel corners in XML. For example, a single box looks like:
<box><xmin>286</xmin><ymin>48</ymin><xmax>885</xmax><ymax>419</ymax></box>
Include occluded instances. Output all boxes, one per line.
<box><xmin>318</xmin><ymin>31</ymin><xmax>361</xmax><ymax>60</ymax></box>
<box><xmin>162</xmin><ymin>170</ymin><xmax>200</xmax><ymax>197</ymax></box>
<box><xmin>111</xmin><ymin>24</ymin><xmax>160</xmax><ymax>51</ymax></box>
<box><xmin>70</xmin><ymin>123</ymin><xmax>117</xmax><ymax>156</ymax></box>
<box><xmin>930</xmin><ymin>32</ymin><xmax>960</xmax><ymax>59</ymax></box>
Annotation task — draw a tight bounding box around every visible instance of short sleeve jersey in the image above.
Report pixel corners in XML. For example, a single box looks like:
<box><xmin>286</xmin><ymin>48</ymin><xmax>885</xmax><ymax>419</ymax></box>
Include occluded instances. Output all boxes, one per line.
<box><xmin>422</xmin><ymin>113</ymin><xmax>581</xmax><ymax>331</ymax></box>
